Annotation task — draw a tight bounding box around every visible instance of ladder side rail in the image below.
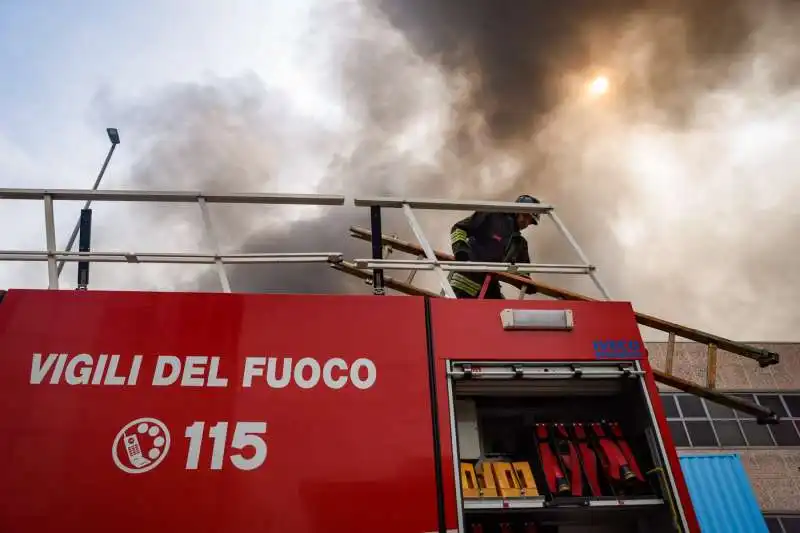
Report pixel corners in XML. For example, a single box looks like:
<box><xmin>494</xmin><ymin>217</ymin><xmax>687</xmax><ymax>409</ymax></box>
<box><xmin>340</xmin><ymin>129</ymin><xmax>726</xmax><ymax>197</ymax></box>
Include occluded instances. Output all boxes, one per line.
<box><xmin>400</xmin><ymin>203</ymin><xmax>456</xmax><ymax>298</ymax></box>
<box><xmin>0</xmin><ymin>187</ymin><xmax>347</xmax><ymax>290</ymax></box>
<box><xmin>653</xmin><ymin>370</ymin><xmax>776</xmax><ymax>423</ymax></box>
<box><xmin>329</xmin><ymin>258</ymin><xmax>778</xmax><ymax>423</ymax></box>
<box><xmin>346</xmin><ymin>226</ymin><xmax>780</xmax><ymax>368</ymax></box>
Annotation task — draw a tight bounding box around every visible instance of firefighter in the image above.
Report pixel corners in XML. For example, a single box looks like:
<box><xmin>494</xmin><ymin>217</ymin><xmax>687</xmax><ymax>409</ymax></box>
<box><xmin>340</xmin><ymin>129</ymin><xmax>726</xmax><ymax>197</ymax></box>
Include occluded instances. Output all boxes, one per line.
<box><xmin>448</xmin><ymin>194</ymin><xmax>541</xmax><ymax>299</ymax></box>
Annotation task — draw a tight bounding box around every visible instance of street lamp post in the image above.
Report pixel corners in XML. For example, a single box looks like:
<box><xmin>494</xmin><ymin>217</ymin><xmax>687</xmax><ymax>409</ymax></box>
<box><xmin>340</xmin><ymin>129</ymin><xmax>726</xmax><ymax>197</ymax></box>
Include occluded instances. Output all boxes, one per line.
<box><xmin>56</xmin><ymin>128</ymin><xmax>120</xmax><ymax>279</ymax></box>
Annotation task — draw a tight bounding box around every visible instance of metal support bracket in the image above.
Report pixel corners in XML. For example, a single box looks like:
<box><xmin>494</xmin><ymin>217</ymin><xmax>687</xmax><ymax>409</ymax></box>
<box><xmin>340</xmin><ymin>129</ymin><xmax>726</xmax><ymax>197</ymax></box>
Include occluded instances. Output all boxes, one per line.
<box><xmin>547</xmin><ymin>211</ymin><xmax>612</xmax><ymax>300</ymax></box>
<box><xmin>197</xmin><ymin>197</ymin><xmax>231</xmax><ymax>293</ymax></box>
<box><xmin>401</xmin><ymin>203</ymin><xmax>456</xmax><ymax>298</ymax></box>
<box><xmin>43</xmin><ymin>194</ymin><xmax>58</xmax><ymax>290</ymax></box>
<box><xmin>76</xmin><ymin>208</ymin><xmax>92</xmax><ymax>290</ymax></box>
<box><xmin>370</xmin><ymin>206</ymin><xmax>385</xmax><ymax>295</ymax></box>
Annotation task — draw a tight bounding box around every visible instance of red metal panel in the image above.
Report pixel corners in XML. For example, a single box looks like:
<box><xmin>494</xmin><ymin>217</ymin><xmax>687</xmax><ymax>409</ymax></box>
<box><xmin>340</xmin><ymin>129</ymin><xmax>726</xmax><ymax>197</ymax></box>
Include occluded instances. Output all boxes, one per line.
<box><xmin>0</xmin><ymin>289</ymin><xmax>439</xmax><ymax>533</ymax></box>
<box><xmin>429</xmin><ymin>298</ymin><xmax>649</xmax><ymax>532</ymax></box>
<box><xmin>430</xmin><ymin>298</ymin><xmax>701</xmax><ymax>532</ymax></box>
<box><xmin>640</xmin><ymin>357</ymin><xmax>701</xmax><ymax>533</ymax></box>
<box><xmin>430</xmin><ymin>298</ymin><xmax>644</xmax><ymax>361</ymax></box>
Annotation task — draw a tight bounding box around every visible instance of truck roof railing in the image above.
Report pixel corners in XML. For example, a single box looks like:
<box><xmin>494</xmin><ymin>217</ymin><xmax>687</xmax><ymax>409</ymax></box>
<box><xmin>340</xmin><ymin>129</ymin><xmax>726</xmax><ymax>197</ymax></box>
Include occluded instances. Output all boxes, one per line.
<box><xmin>351</xmin><ymin>196</ymin><xmax>612</xmax><ymax>300</ymax></box>
<box><xmin>0</xmin><ymin>187</ymin><xmax>346</xmax><ymax>292</ymax></box>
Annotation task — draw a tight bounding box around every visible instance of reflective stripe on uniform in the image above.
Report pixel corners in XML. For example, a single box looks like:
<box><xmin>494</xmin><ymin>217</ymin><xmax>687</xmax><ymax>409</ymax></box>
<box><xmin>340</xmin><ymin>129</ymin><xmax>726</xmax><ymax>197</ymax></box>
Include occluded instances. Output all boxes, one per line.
<box><xmin>449</xmin><ymin>272</ymin><xmax>482</xmax><ymax>296</ymax></box>
<box><xmin>450</xmin><ymin>228</ymin><xmax>468</xmax><ymax>245</ymax></box>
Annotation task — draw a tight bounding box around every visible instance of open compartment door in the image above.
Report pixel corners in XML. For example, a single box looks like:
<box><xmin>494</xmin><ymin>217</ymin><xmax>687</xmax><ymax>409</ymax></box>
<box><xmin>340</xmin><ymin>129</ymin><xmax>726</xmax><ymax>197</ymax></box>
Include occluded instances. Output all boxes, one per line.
<box><xmin>446</xmin><ymin>360</ymin><xmax>692</xmax><ymax>533</ymax></box>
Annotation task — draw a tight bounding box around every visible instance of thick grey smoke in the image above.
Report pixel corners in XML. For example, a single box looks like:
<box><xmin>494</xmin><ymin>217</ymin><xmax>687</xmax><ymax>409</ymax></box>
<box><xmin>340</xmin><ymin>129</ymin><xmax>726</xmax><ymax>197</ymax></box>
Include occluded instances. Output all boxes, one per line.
<box><xmin>370</xmin><ymin>0</ymin><xmax>760</xmax><ymax>138</ymax></box>
<box><xmin>102</xmin><ymin>0</ymin><xmax>800</xmax><ymax>341</ymax></box>
<box><xmin>364</xmin><ymin>0</ymin><xmax>800</xmax><ymax>340</ymax></box>
<box><xmin>102</xmin><ymin>3</ymin><xmax>479</xmax><ymax>295</ymax></box>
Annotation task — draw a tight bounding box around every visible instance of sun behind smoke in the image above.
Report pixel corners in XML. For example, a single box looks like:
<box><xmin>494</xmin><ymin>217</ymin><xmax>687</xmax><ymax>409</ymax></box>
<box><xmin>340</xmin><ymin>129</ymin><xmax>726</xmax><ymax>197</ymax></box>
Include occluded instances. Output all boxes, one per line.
<box><xmin>587</xmin><ymin>75</ymin><xmax>610</xmax><ymax>96</ymax></box>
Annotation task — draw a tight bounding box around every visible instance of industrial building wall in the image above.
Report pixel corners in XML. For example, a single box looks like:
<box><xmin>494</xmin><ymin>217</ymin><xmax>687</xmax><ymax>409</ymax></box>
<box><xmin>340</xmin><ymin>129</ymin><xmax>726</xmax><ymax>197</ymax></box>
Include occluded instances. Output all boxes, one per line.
<box><xmin>646</xmin><ymin>341</ymin><xmax>800</xmax><ymax>529</ymax></box>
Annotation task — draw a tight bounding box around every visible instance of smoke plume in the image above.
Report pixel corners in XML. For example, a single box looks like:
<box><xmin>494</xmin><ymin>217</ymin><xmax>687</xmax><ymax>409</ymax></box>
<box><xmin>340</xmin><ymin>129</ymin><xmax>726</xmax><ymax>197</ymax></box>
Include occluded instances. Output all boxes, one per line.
<box><xmin>102</xmin><ymin>3</ymin><xmax>478</xmax><ymax>296</ymax></box>
<box><xmin>366</xmin><ymin>0</ymin><xmax>800</xmax><ymax>340</ymax></box>
<box><xmin>100</xmin><ymin>0</ymin><xmax>800</xmax><ymax>341</ymax></box>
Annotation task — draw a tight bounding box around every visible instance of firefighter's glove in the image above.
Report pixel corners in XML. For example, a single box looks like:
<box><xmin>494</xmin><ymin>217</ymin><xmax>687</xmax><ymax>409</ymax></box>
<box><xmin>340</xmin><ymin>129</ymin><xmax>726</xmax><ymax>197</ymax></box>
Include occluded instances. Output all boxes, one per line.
<box><xmin>523</xmin><ymin>274</ymin><xmax>538</xmax><ymax>294</ymax></box>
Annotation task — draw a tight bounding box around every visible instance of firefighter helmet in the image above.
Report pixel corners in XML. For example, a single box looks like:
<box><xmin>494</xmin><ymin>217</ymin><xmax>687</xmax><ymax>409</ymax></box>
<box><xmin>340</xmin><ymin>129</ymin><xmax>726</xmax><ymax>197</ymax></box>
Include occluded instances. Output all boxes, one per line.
<box><xmin>515</xmin><ymin>194</ymin><xmax>541</xmax><ymax>225</ymax></box>
<box><xmin>516</xmin><ymin>194</ymin><xmax>540</xmax><ymax>204</ymax></box>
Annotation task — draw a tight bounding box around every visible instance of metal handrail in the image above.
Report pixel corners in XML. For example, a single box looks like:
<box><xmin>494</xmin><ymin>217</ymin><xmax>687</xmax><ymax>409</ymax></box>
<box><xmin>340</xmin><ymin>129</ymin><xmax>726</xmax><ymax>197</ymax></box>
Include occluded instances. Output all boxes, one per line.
<box><xmin>351</xmin><ymin>196</ymin><xmax>612</xmax><ymax>299</ymax></box>
<box><xmin>0</xmin><ymin>187</ymin><xmax>346</xmax><ymax>291</ymax></box>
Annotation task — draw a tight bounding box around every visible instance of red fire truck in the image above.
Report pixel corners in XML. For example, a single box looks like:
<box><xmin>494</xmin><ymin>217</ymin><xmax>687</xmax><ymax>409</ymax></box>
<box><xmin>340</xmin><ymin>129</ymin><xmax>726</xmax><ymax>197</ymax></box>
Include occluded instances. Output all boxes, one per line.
<box><xmin>0</xmin><ymin>189</ymin><xmax>780</xmax><ymax>533</ymax></box>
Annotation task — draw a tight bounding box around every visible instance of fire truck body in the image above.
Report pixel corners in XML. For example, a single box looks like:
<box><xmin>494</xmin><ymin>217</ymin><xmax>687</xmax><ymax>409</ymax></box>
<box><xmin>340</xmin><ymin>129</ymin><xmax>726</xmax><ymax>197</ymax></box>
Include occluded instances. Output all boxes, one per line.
<box><xmin>0</xmin><ymin>288</ymin><xmax>699</xmax><ymax>533</ymax></box>
<box><xmin>432</xmin><ymin>298</ymin><xmax>698</xmax><ymax>533</ymax></box>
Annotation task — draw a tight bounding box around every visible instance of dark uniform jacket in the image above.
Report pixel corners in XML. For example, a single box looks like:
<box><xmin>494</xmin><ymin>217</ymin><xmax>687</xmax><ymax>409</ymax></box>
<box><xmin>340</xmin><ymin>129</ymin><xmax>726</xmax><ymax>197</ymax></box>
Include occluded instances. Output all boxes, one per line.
<box><xmin>448</xmin><ymin>212</ymin><xmax>530</xmax><ymax>298</ymax></box>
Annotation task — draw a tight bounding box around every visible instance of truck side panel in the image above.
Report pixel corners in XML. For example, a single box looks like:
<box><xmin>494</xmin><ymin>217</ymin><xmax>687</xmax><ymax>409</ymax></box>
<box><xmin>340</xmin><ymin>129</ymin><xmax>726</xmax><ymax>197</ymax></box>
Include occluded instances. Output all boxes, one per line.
<box><xmin>428</xmin><ymin>298</ymin><xmax>701</xmax><ymax>533</ymax></box>
<box><xmin>428</xmin><ymin>299</ymin><xmax>648</xmax><ymax>532</ymax></box>
<box><xmin>0</xmin><ymin>289</ymin><xmax>439</xmax><ymax>533</ymax></box>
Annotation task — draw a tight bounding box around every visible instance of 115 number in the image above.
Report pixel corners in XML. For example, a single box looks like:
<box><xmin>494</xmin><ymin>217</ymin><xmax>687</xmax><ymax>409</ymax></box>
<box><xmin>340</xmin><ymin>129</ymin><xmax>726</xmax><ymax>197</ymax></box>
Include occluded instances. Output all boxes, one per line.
<box><xmin>184</xmin><ymin>421</ymin><xmax>267</xmax><ymax>471</ymax></box>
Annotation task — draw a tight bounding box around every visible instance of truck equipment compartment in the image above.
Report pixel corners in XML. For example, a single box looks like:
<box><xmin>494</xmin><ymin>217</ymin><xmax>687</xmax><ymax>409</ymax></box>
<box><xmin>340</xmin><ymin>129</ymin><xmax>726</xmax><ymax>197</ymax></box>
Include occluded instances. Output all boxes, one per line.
<box><xmin>449</xmin><ymin>360</ymin><xmax>683</xmax><ymax>533</ymax></box>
